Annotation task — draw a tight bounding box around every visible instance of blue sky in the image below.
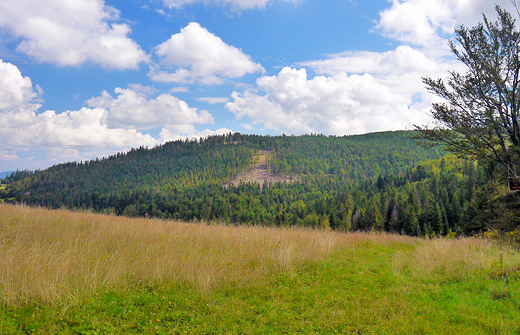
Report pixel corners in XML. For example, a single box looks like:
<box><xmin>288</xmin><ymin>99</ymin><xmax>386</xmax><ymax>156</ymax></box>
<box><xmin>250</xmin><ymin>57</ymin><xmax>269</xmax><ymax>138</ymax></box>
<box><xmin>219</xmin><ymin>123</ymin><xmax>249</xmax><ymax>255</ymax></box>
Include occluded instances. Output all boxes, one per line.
<box><xmin>0</xmin><ymin>0</ymin><xmax>516</xmax><ymax>171</ymax></box>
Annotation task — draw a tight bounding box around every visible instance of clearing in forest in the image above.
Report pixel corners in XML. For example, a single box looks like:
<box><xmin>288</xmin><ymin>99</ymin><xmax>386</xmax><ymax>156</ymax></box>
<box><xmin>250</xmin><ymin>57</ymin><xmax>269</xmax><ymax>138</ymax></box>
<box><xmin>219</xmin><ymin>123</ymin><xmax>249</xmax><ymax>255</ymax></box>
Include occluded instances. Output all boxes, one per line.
<box><xmin>224</xmin><ymin>150</ymin><xmax>300</xmax><ymax>187</ymax></box>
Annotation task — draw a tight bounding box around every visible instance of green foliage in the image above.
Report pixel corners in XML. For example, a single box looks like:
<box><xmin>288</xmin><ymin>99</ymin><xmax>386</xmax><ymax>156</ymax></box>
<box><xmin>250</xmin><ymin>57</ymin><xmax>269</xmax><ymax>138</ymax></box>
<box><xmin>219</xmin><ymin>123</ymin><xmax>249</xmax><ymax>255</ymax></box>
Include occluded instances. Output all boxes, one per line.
<box><xmin>416</xmin><ymin>6</ymin><xmax>520</xmax><ymax>178</ymax></box>
<box><xmin>3</xmin><ymin>131</ymin><xmax>503</xmax><ymax>235</ymax></box>
<box><xmin>1</xmin><ymin>169</ymin><xmax>34</xmax><ymax>184</ymax></box>
<box><xmin>412</xmin><ymin>6</ymin><xmax>520</xmax><ymax>234</ymax></box>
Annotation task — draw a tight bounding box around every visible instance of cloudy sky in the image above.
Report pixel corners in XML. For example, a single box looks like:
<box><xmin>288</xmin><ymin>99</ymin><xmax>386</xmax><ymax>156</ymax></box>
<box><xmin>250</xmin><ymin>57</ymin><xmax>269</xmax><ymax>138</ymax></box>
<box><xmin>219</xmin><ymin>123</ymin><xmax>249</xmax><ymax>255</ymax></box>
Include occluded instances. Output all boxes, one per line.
<box><xmin>0</xmin><ymin>0</ymin><xmax>516</xmax><ymax>171</ymax></box>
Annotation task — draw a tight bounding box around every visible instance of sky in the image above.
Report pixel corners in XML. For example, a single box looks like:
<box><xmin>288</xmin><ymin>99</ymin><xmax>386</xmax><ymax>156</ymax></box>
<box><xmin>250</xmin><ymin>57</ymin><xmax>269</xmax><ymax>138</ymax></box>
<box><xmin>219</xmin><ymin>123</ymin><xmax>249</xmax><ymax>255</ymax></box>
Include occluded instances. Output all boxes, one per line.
<box><xmin>0</xmin><ymin>0</ymin><xmax>517</xmax><ymax>171</ymax></box>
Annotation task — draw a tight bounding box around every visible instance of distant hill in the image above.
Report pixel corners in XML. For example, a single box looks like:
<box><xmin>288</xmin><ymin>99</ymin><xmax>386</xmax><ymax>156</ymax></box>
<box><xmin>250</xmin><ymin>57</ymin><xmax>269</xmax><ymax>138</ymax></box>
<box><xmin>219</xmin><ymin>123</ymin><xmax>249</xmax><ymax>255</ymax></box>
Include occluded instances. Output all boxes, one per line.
<box><xmin>0</xmin><ymin>131</ymin><xmax>485</xmax><ymax>236</ymax></box>
<box><xmin>0</xmin><ymin>171</ymin><xmax>13</xmax><ymax>180</ymax></box>
<box><xmin>1</xmin><ymin>170</ymin><xmax>34</xmax><ymax>184</ymax></box>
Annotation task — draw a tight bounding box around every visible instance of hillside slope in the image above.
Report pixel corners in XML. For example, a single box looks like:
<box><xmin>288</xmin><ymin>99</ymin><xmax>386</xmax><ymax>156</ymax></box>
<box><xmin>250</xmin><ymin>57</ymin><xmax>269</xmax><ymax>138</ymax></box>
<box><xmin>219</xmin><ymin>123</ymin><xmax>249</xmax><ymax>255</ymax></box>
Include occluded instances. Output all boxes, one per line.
<box><xmin>1</xmin><ymin>131</ymin><xmax>485</xmax><ymax>235</ymax></box>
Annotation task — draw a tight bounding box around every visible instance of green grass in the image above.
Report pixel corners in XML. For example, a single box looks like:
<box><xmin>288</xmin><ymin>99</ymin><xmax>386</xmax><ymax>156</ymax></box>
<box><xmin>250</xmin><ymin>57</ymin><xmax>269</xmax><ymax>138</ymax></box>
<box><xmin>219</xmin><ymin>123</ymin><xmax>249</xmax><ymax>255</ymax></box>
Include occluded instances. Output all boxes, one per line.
<box><xmin>2</xmin><ymin>205</ymin><xmax>520</xmax><ymax>334</ymax></box>
<box><xmin>3</xmin><ymin>243</ymin><xmax>520</xmax><ymax>334</ymax></box>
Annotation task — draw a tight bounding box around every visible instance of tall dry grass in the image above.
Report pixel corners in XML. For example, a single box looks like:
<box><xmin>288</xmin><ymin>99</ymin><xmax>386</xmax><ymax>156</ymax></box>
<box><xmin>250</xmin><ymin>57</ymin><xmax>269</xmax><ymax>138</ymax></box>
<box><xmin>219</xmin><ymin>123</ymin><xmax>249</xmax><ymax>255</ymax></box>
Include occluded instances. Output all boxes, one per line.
<box><xmin>392</xmin><ymin>237</ymin><xmax>520</xmax><ymax>283</ymax></box>
<box><xmin>5</xmin><ymin>203</ymin><xmax>516</xmax><ymax>310</ymax></box>
<box><xmin>0</xmin><ymin>203</ymin><xmax>343</xmax><ymax>307</ymax></box>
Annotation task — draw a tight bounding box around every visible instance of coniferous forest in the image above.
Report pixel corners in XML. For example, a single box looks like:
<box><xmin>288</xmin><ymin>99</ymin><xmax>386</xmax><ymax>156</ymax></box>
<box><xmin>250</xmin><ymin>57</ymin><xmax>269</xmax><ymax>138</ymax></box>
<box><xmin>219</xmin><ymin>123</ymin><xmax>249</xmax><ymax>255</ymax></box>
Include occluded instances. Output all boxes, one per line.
<box><xmin>1</xmin><ymin>131</ymin><xmax>516</xmax><ymax>236</ymax></box>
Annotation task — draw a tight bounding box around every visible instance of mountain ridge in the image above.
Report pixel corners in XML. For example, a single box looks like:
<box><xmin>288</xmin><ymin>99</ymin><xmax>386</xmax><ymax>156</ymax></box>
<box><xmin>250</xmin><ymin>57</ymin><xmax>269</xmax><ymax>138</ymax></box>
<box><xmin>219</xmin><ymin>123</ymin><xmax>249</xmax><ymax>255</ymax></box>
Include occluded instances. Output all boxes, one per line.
<box><xmin>1</xmin><ymin>131</ymin><xmax>484</xmax><ymax>236</ymax></box>
<box><xmin>0</xmin><ymin>171</ymin><xmax>13</xmax><ymax>180</ymax></box>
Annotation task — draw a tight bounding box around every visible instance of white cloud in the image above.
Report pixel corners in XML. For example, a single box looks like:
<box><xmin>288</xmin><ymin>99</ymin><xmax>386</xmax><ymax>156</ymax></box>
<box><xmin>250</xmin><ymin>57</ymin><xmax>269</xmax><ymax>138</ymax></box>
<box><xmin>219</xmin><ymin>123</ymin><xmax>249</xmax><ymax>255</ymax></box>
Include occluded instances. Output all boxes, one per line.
<box><xmin>87</xmin><ymin>87</ymin><xmax>214</xmax><ymax>130</ymax></box>
<box><xmin>0</xmin><ymin>107</ymin><xmax>157</xmax><ymax>149</ymax></box>
<box><xmin>0</xmin><ymin>60</ymin><xmax>156</xmax><ymax>149</ymax></box>
<box><xmin>226</xmin><ymin>67</ymin><xmax>433</xmax><ymax>135</ymax></box>
<box><xmin>127</xmin><ymin>84</ymin><xmax>157</xmax><ymax>95</ymax></box>
<box><xmin>376</xmin><ymin>0</ymin><xmax>515</xmax><ymax>48</ymax></box>
<box><xmin>0</xmin><ymin>0</ymin><xmax>149</xmax><ymax>69</ymax></box>
<box><xmin>225</xmin><ymin>0</ymin><xmax>515</xmax><ymax>136</ymax></box>
<box><xmin>0</xmin><ymin>151</ymin><xmax>18</xmax><ymax>161</ymax></box>
<box><xmin>300</xmin><ymin>46</ymin><xmax>438</xmax><ymax>77</ymax></box>
<box><xmin>0</xmin><ymin>59</ymin><xmax>41</xmax><ymax>112</ymax></box>
<box><xmin>197</xmin><ymin>97</ymin><xmax>230</xmax><ymax>104</ymax></box>
<box><xmin>149</xmin><ymin>22</ymin><xmax>264</xmax><ymax>84</ymax></box>
<box><xmin>50</xmin><ymin>148</ymin><xmax>80</xmax><ymax>162</ymax></box>
<box><xmin>299</xmin><ymin>45</ymin><xmax>461</xmax><ymax>98</ymax></box>
<box><xmin>161</xmin><ymin>0</ymin><xmax>299</xmax><ymax>10</ymax></box>
<box><xmin>170</xmin><ymin>87</ymin><xmax>190</xmax><ymax>93</ymax></box>
<box><xmin>0</xmin><ymin>60</ymin><xmax>225</xmax><ymax>170</ymax></box>
<box><xmin>159</xmin><ymin>126</ymin><xmax>233</xmax><ymax>142</ymax></box>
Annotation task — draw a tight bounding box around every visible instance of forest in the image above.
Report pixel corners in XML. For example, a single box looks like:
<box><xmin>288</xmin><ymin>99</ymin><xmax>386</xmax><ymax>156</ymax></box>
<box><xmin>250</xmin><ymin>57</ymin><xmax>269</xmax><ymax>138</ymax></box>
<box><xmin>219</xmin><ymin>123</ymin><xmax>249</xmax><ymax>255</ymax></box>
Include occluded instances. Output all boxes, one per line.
<box><xmin>1</xmin><ymin>131</ymin><xmax>516</xmax><ymax>236</ymax></box>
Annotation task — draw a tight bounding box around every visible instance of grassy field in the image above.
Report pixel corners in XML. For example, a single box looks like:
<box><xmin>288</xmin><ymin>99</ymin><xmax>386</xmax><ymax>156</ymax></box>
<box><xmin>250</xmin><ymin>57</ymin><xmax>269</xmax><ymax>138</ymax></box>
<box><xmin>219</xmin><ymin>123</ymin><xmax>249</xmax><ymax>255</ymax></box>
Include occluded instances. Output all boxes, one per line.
<box><xmin>1</xmin><ymin>204</ymin><xmax>520</xmax><ymax>334</ymax></box>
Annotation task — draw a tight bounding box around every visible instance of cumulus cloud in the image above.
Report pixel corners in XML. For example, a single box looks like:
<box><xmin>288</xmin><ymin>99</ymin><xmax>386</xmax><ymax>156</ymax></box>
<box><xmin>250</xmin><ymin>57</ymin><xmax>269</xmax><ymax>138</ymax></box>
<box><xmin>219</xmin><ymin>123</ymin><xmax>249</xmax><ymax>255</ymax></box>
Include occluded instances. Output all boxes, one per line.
<box><xmin>225</xmin><ymin>46</ymin><xmax>452</xmax><ymax>135</ymax></box>
<box><xmin>225</xmin><ymin>0</ymin><xmax>516</xmax><ymax>136</ymax></box>
<box><xmin>0</xmin><ymin>0</ymin><xmax>149</xmax><ymax>69</ymax></box>
<box><xmin>0</xmin><ymin>59</ymin><xmax>41</xmax><ymax>112</ymax></box>
<box><xmin>87</xmin><ymin>87</ymin><xmax>214</xmax><ymax>130</ymax></box>
<box><xmin>299</xmin><ymin>46</ymin><xmax>437</xmax><ymax>77</ymax></box>
<box><xmin>376</xmin><ymin>0</ymin><xmax>515</xmax><ymax>48</ymax></box>
<box><xmin>0</xmin><ymin>108</ymin><xmax>157</xmax><ymax>148</ymax></box>
<box><xmin>226</xmin><ymin>67</ymin><xmax>433</xmax><ymax>135</ymax></box>
<box><xmin>149</xmin><ymin>22</ymin><xmax>264</xmax><ymax>84</ymax></box>
<box><xmin>298</xmin><ymin>45</ymin><xmax>462</xmax><ymax>97</ymax></box>
<box><xmin>0</xmin><ymin>60</ymin><xmax>227</xmax><ymax>170</ymax></box>
<box><xmin>0</xmin><ymin>59</ymin><xmax>219</xmax><ymax>150</ymax></box>
<box><xmin>161</xmin><ymin>0</ymin><xmax>299</xmax><ymax>10</ymax></box>
<box><xmin>0</xmin><ymin>59</ymin><xmax>156</xmax><ymax>149</ymax></box>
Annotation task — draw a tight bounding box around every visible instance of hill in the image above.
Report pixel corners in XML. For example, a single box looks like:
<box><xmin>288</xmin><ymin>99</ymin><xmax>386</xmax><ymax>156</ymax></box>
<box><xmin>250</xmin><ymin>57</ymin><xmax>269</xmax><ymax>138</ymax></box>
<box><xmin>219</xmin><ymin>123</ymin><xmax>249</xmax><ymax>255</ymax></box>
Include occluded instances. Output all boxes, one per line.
<box><xmin>0</xmin><ymin>131</ymin><xmax>486</xmax><ymax>236</ymax></box>
<box><xmin>0</xmin><ymin>171</ymin><xmax>13</xmax><ymax>180</ymax></box>
<box><xmin>1</xmin><ymin>204</ymin><xmax>520</xmax><ymax>334</ymax></box>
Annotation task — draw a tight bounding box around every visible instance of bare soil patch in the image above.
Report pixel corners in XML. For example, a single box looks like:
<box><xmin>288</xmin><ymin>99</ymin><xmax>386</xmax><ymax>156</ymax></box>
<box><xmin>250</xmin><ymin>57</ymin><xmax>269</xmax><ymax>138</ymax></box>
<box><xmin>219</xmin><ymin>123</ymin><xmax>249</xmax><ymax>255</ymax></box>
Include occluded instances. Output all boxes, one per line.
<box><xmin>224</xmin><ymin>150</ymin><xmax>300</xmax><ymax>187</ymax></box>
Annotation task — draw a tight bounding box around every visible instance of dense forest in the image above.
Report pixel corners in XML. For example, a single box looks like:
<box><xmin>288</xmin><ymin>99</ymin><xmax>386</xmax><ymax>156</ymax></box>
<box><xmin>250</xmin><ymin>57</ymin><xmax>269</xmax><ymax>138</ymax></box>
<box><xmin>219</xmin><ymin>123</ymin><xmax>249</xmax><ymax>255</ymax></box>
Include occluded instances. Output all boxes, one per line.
<box><xmin>1</xmin><ymin>131</ymin><xmax>516</xmax><ymax>236</ymax></box>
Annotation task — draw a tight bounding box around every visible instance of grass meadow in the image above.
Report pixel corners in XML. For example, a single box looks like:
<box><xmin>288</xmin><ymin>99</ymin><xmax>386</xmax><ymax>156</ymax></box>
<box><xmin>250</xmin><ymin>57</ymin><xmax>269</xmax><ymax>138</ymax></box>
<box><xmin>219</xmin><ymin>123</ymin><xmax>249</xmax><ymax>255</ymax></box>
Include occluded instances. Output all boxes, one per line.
<box><xmin>1</xmin><ymin>203</ymin><xmax>520</xmax><ymax>334</ymax></box>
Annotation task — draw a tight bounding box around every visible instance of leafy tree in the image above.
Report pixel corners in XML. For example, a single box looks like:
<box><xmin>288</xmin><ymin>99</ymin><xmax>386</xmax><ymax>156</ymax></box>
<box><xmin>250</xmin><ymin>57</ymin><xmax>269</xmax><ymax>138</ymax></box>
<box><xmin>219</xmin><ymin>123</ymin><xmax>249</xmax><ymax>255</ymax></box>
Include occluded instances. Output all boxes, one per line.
<box><xmin>416</xmin><ymin>6</ymin><xmax>520</xmax><ymax>177</ymax></box>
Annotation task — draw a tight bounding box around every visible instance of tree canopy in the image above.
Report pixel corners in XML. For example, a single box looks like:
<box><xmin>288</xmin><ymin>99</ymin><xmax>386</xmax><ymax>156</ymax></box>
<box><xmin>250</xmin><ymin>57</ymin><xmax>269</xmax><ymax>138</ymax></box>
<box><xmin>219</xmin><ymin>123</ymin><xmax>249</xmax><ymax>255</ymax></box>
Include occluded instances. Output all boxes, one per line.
<box><xmin>416</xmin><ymin>6</ymin><xmax>520</xmax><ymax>178</ymax></box>
<box><xmin>1</xmin><ymin>132</ymin><xmax>491</xmax><ymax>236</ymax></box>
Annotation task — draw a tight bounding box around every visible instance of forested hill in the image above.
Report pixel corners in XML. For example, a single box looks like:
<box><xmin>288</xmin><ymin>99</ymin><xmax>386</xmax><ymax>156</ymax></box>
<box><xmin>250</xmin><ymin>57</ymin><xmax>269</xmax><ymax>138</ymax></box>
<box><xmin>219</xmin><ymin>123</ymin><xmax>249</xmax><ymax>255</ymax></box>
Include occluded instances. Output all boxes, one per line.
<box><xmin>1</xmin><ymin>131</ymin><xmax>487</xmax><ymax>236</ymax></box>
<box><xmin>0</xmin><ymin>171</ymin><xmax>13</xmax><ymax>179</ymax></box>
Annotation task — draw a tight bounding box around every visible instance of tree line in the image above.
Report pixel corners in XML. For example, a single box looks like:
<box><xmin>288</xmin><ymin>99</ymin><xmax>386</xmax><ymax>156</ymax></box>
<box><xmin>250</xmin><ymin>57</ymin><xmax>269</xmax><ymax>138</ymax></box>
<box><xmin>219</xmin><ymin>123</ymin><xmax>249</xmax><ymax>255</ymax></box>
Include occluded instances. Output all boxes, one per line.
<box><xmin>3</xmin><ymin>131</ymin><xmax>507</xmax><ymax>236</ymax></box>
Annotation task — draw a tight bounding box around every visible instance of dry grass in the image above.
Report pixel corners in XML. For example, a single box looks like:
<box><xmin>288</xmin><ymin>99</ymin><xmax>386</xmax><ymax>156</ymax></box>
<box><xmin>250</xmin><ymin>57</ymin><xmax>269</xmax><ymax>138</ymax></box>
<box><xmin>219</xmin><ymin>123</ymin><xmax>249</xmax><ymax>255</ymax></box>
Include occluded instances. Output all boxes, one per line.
<box><xmin>5</xmin><ymin>204</ymin><xmax>520</xmax><ymax>333</ymax></box>
<box><xmin>0</xmin><ymin>203</ymin><xmax>343</xmax><ymax>307</ymax></box>
<box><xmin>5</xmin><ymin>202</ymin><xmax>518</xmax><ymax>314</ymax></box>
<box><xmin>0</xmin><ymin>204</ymin><xmax>425</xmax><ymax>308</ymax></box>
<box><xmin>392</xmin><ymin>237</ymin><xmax>520</xmax><ymax>283</ymax></box>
